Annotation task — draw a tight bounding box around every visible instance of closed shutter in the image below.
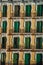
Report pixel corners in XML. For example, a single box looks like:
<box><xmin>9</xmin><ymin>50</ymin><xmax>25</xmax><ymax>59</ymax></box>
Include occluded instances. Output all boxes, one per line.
<box><xmin>3</xmin><ymin>5</ymin><xmax>7</xmax><ymax>17</ymax></box>
<box><xmin>25</xmin><ymin>37</ymin><xmax>31</xmax><ymax>49</ymax></box>
<box><xmin>13</xmin><ymin>53</ymin><xmax>19</xmax><ymax>65</ymax></box>
<box><xmin>13</xmin><ymin>37</ymin><xmax>20</xmax><ymax>49</ymax></box>
<box><xmin>25</xmin><ymin>21</ymin><xmax>31</xmax><ymax>32</ymax></box>
<box><xmin>1</xmin><ymin>53</ymin><xmax>6</xmax><ymax>65</ymax></box>
<box><xmin>26</xmin><ymin>5</ymin><xmax>31</xmax><ymax>16</ymax></box>
<box><xmin>25</xmin><ymin>53</ymin><xmax>30</xmax><ymax>65</ymax></box>
<box><xmin>14</xmin><ymin>21</ymin><xmax>20</xmax><ymax>32</ymax></box>
<box><xmin>2</xmin><ymin>37</ymin><xmax>7</xmax><ymax>49</ymax></box>
<box><xmin>2</xmin><ymin>21</ymin><xmax>7</xmax><ymax>33</ymax></box>
<box><xmin>15</xmin><ymin>5</ymin><xmax>20</xmax><ymax>17</ymax></box>
<box><xmin>36</xmin><ymin>54</ymin><xmax>42</xmax><ymax>65</ymax></box>
<box><xmin>37</xmin><ymin>21</ymin><xmax>42</xmax><ymax>33</ymax></box>
<box><xmin>37</xmin><ymin>5</ymin><xmax>43</xmax><ymax>16</ymax></box>
<box><xmin>36</xmin><ymin>37</ymin><xmax>42</xmax><ymax>49</ymax></box>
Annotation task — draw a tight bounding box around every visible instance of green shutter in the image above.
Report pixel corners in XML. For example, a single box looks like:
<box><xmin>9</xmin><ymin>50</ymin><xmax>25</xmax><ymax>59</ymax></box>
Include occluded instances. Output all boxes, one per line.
<box><xmin>2</xmin><ymin>37</ymin><xmax>7</xmax><ymax>49</ymax></box>
<box><xmin>25</xmin><ymin>21</ymin><xmax>31</xmax><ymax>32</ymax></box>
<box><xmin>3</xmin><ymin>5</ymin><xmax>7</xmax><ymax>17</ymax></box>
<box><xmin>13</xmin><ymin>53</ymin><xmax>19</xmax><ymax>65</ymax></box>
<box><xmin>26</xmin><ymin>5</ymin><xmax>31</xmax><ymax>16</ymax></box>
<box><xmin>37</xmin><ymin>5</ymin><xmax>43</xmax><ymax>16</ymax></box>
<box><xmin>2</xmin><ymin>21</ymin><xmax>7</xmax><ymax>33</ymax></box>
<box><xmin>25</xmin><ymin>37</ymin><xmax>31</xmax><ymax>49</ymax></box>
<box><xmin>13</xmin><ymin>37</ymin><xmax>20</xmax><ymax>49</ymax></box>
<box><xmin>15</xmin><ymin>5</ymin><xmax>20</xmax><ymax>17</ymax></box>
<box><xmin>36</xmin><ymin>37</ymin><xmax>42</xmax><ymax>49</ymax></box>
<box><xmin>25</xmin><ymin>53</ymin><xmax>30</xmax><ymax>65</ymax></box>
<box><xmin>1</xmin><ymin>53</ymin><xmax>6</xmax><ymax>65</ymax></box>
<box><xmin>36</xmin><ymin>54</ymin><xmax>42</xmax><ymax>65</ymax></box>
<box><xmin>37</xmin><ymin>21</ymin><xmax>42</xmax><ymax>32</ymax></box>
<box><xmin>14</xmin><ymin>21</ymin><xmax>20</xmax><ymax>32</ymax></box>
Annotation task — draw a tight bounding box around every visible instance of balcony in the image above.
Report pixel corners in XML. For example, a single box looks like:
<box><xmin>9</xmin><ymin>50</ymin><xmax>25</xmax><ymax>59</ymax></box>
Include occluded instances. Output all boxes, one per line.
<box><xmin>1</xmin><ymin>0</ymin><xmax>43</xmax><ymax>2</ymax></box>
<box><xmin>9</xmin><ymin>29</ymin><xmax>43</xmax><ymax>35</ymax></box>
<box><xmin>9</xmin><ymin>12</ymin><xmax>43</xmax><ymax>19</ymax></box>
<box><xmin>9</xmin><ymin>49</ymin><xmax>43</xmax><ymax>52</ymax></box>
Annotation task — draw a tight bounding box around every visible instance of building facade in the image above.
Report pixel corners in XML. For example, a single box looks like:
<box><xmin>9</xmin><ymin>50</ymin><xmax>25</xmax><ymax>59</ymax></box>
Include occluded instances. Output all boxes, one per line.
<box><xmin>0</xmin><ymin>0</ymin><xmax>43</xmax><ymax>65</ymax></box>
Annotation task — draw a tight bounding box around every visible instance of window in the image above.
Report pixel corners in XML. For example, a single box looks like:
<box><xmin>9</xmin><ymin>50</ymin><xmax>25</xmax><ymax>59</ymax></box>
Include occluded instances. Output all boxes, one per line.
<box><xmin>26</xmin><ymin>5</ymin><xmax>31</xmax><ymax>17</ymax></box>
<box><xmin>0</xmin><ymin>53</ymin><xmax>1</xmax><ymax>61</ymax></box>
<box><xmin>14</xmin><ymin>21</ymin><xmax>20</xmax><ymax>32</ymax></box>
<box><xmin>1</xmin><ymin>53</ymin><xmax>6</xmax><ymax>65</ymax></box>
<box><xmin>13</xmin><ymin>37</ymin><xmax>20</xmax><ymax>49</ymax></box>
<box><xmin>13</xmin><ymin>0</ymin><xmax>21</xmax><ymax>1</ymax></box>
<box><xmin>2</xmin><ymin>37</ymin><xmax>7</xmax><ymax>49</ymax></box>
<box><xmin>15</xmin><ymin>5</ymin><xmax>20</xmax><ymax>17</ymax></box>
<box><xmin>2</xmin><ymin>21</ymin><xmax>7</xmax><ymax>33</ymax></box>
<box><xmin>37</xmin><ymin>21</ymin><xmax>42</xmax><ymax>33</ymax></box>
<box><xmin>2</xmin><ymin>5</ymin><xmax>7</xmax><ymax>17</ymax></box>
<box><xmin>25</xmin><ymin>37</ymin><xmax>31</xmax><ymax>49</ymax></box>
<box><xmin>9</xmin><ymin>0</ymin><xmax>13</xmax><ymax>1</ymax></box>
<box><xmin>36</xmin><ymin>53</ymin><xmax>42</xmax><ymax>65</ymax></box>
<box><xmin>25</xmin><ymin>21</ymin><xmax>31</xmax><ymax>32</ymax></box>
<box><xmin>36</xmin><ymin>37</ymin><xmax>42</xmax><ymax>49</ymax></box>
<box><xmin>24</xmin><ymin>53</ymin><xmax>30</xmax><ymax>65</ymax></box>
<box><xmin>22</xmin><ymin>0</ymin><xmax>24</xmax><ymax>2</ymax></box>
<box><xmin>37</xmin><ymin>5</ymin><xmax>43</xmax><ymax>16</ymax></box>
<box><xmin>13</xmin><ymin>53</ymin><xmax>19</xmax><ymax>65</ymax></box>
